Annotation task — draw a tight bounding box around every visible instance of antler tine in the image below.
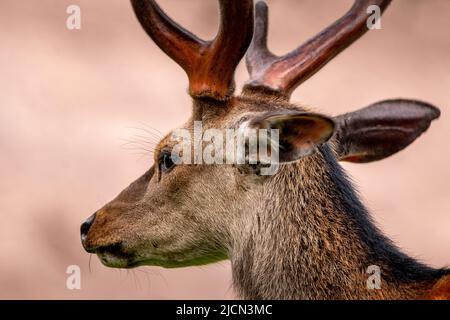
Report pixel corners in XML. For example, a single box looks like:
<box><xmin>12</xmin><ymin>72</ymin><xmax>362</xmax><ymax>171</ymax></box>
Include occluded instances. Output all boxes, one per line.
<box><xmin>244</xmin><ymin>0</ymin><xmax>392</xmax><ymax>99</ymax></box>
<box><xmin>131</xmin><ymin>0</ymin><xmax>254</xmax><ymax>101</ymax></box>
<box><xmin>245</xmin><ymin>1</ymin><xmax>277</xmax><ymax>83</ymax></box>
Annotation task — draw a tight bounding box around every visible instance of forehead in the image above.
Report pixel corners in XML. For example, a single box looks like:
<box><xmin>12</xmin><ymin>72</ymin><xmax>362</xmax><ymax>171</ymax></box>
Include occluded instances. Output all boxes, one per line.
<box><xmin>154</xmin><ymin>96</ymin><xmax>308</xmax><ymax>152</ymax></box>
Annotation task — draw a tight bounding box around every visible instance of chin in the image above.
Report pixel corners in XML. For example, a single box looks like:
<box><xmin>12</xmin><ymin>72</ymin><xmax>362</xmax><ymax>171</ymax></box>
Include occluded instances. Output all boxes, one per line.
<box><xmin>97</xmin><ymin>252</ymin><xmax>135</xmax><ymax>269</ymax></box>
<box><xmin>97</xmin><ymin>250</ymin><xmax>228</xmax><ymax>269</ymax></box>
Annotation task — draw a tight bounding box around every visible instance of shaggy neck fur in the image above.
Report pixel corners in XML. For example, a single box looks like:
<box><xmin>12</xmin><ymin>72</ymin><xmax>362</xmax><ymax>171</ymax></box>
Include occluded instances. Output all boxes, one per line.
<box><xmin>230</xmin><ymin>144</ymin><xmax>447</xmax><ymax>299</ymax></box>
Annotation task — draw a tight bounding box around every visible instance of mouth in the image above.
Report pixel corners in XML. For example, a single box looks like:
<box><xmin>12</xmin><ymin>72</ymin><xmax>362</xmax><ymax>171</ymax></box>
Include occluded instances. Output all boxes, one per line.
<box><xmin>83</xmin><ymin>241</ymin><xmax>160</xmax><ymax>268</ymax></box>
<box><xmin>86</xmin><ymin>243</ymin><xmax>229</xmax><ymax>269</ymax></box>
<box><xmin>93</xmin><ymin>246</ymin><xmax>169</xmax><ymax>269</ymax></box>
<box><xmin>88</xmin><ymin>243</ymin><xmax>172</xmax><ymax>269</ymax></box>
<box><xmin>91</xmin><ymin>243</ymin><xmax>136</xmax><ymax>268</ymax></box>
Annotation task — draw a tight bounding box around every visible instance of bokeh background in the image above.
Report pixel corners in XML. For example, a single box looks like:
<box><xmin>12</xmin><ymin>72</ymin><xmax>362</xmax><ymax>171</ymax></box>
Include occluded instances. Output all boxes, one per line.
<box><xmin>0</xmin><ymin>0</ymin><xmax>449</xmax><ymax>299</ymax></box>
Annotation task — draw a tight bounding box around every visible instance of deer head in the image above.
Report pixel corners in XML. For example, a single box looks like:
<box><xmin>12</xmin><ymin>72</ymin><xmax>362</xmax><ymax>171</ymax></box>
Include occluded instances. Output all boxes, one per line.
<box><xmin>81</xmin><ymin>0</ymin><xmax>447</xmax><ymax>299</ymax></box>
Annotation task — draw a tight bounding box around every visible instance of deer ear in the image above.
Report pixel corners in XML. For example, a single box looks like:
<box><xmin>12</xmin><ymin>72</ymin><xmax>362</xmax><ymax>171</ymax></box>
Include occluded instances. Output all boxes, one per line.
<box><xmin>334</xmin><ymin>99</ymin><xmax>440</xmax><ymax>163</ymax></box>
<box><xmin>250</xmin><ymin>111</ymin><xmax>335</xmax><ymax>162</ymax></box>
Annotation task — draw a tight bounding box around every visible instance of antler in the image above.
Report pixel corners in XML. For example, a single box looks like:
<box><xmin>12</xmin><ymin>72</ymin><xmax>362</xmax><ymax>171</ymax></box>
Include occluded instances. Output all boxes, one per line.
<box><xmin>131</xmin><ymin>0</ymin><xmax>254</xmax><ymax>101</ymax></box>
<box><xmin>244</xmin><ymin>0</ymin><xmax>392</xmax><ymax>99</ymax></box>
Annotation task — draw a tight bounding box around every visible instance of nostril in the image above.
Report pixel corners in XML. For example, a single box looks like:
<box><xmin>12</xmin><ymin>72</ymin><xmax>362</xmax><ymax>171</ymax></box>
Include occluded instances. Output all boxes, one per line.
<box><xmin>80</xmin><ymin>212</ymin><xmax>96</xmax><ymax>242</ymax></box>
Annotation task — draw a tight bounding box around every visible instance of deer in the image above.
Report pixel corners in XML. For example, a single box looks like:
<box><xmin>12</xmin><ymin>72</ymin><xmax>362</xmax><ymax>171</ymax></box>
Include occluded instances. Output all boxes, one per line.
<box><xmin>80</xmin><ymin>0</ymin><xmax>450</xmax><ymax>299</ymax></box>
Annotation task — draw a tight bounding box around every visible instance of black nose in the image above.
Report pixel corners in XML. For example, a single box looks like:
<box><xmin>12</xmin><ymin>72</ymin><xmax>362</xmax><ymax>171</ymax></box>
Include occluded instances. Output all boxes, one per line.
<box><xmin>81</xmin><ymin>212</ymin><xmax>96</xmax><ymax>245</ymax></box>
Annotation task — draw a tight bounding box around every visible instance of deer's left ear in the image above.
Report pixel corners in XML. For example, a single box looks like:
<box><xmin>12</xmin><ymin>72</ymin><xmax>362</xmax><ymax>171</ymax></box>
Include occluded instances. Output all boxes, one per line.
<box><xmin>334</xmin><ymin>99</ymin><xmax>440</xmax><ymax>163</ymax></box>
<box><xmin>250</xmin><ymin>111</ymin><xmax>335</xmax><ymax>162</ymax></box>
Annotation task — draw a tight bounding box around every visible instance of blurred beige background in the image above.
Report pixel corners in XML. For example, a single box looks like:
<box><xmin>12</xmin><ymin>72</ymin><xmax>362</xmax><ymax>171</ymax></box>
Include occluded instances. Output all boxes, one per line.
<box><xmin>0</xmin><ymin>0</ymin><xmax>449</xmax><ymax>299</ymax></box>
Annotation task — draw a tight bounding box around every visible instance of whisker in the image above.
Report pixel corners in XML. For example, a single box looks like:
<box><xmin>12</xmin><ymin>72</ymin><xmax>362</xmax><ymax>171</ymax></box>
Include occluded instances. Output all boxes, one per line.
<box><xmin>137</xmin><ymin>122</ymin><xmax>165</xmax><ymax>135</ymax></box>
<box><xmin>129</xmin><ymin>134</ymin><xmax>161</xmax><ymax>144</ymax></box>
<box><xmin>127</xmin><ymin>125</ymin><xmax>165</xmax><ymax>141</ymax></box>
<box><xmin>120</xmin><ymin>138</ymin><xmax>159</xmax><ymax>147</ymax></box>
<box><xmin>133</xmin><ymin>129</ymin><xmax>163</xmax><ymax>142</ymax></box>
<box><xmin>120</xmin><ymin>141</ymin><xmax>157</xmax><ymax>150</ymax></box>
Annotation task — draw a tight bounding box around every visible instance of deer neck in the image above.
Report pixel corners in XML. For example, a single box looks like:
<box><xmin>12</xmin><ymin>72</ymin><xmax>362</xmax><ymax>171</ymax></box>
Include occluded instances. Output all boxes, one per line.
<box><xmin>230</xmin><ymin>145</ymin><xmax>441</xmax><ymax>299</ymax></box>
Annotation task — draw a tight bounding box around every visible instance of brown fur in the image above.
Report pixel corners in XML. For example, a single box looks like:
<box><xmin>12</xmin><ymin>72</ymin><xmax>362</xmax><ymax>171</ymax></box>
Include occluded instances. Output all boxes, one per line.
<box><xmin>81</xmin><ymin>0</ymin><xmax>448</xmax><ymax>300</ymax></box>
<box><xmin>426</xmin><ymin>276</ymin><xmax>450</xmax><ymax>300</ymax></box>
<box><xmin>83</xmin><ymin>96</ymin><xmax>449</xmax><ymax>299</ymax></box>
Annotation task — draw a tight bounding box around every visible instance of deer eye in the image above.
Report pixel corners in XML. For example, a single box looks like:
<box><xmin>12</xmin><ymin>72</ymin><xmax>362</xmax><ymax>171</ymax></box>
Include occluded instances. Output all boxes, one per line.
<box><xmin>159</xmin><ymin>151</ymin><xmax>175</xmax><ymax>173</ymax></box>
